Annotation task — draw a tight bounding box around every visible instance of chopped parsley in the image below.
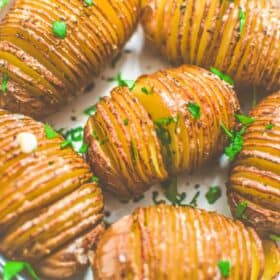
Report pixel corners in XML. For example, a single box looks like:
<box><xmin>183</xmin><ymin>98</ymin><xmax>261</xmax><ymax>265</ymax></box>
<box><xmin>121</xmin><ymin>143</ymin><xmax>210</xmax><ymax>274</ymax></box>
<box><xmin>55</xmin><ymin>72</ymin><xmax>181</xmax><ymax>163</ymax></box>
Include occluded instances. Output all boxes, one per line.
<box><xmin>218</xmin><ymin>260</ymin><xmax>231</xmax><ymax>277</ymax></box>
<box><xmin>205</xmin><ymin>186</ymin><xmax>222</xmax><ymax>204</ymax></box>
<box><xmin>60</xmin><ymin>139</ymin><xmax>72</xmax><ymax>149</ymax></box>
<box><xmin>210</xmin><ymin>67</ymin><xmax>234</xmax><ymax>86</ymax></box>
<box><xmin>84</xmin><ymin>0</ymin><xmax>94</xmax><ymax>6</ymax></box>
<box><xmin>161</xmin><ymin>177</ymin><xmax>186</xmax><ymax>206</ymax></box>
<box><xmin>141</xmin><ymin>86</ymin><xmax>152</xmax><ymax>95</ymax></box>
<box><xmin>152</xmin><ymin>191</ymin><xmax>166</xmax><ymax>205</ymax></box>
<box><xmin>84</xmin><ymin>105</ymin><xmax>97</xmax><ymax>116</ymax></box>
<box><xmin>235</xmin><ymin>114</ymin><xmax>255</xmax><ymax>126</ymax></box>
<box><xmin>52</xmin><ymin>21</ymin><xmax>67</xmax><ymax>39</ymax></box>
<box><xmin>187</xmin><ymin>102</ymin><xmax>201</xmax><ymax>120</ymax></box>
<box><xmin>235</xmin><ymin>201</ymin><xmax>248</xmax><ymax>219</ymax></box>
<box><xmin>269</xmin><ymin>234</ymin><xmax>280</xmax><ymax>242</ymax></box>
<box><xmin>221</xmin><ymin>123</ymin><xmax>246</xmax><ymax>161</ymax></box>
<box><xmin>123</xmin><ymin>118</ymin><xmax>129</xmax><ymax>126</ymax></box>
<box><xmin>109</xmin><ymin>72</ymin><xmax>135</xmax><ymax>91</ymax></box>
<box><xmin>0</xmin><ymin>0</ymin><xmax>8</xmax><ymax>9</ymax></box>
<box><xmin>130</xmin><ymin>141</ymin><xmax>138</xmax><ymax>161</ymax></box>
<box><xmin>3</xmin><ymin>261</ymin><xmax>39</xmax><ymax>280</ymax></box>
<box><xmin>78</xmin><ymin>142</ymin><xmax>88</xmax><ymax>154</ymax></box>
<box><xmin>265</xmin><ymin>123</ymin><xmax>274</xmax><ymax>130</ymax></box>
<box><xmin>189</xmin><ymin>191</ymin><xmax>200</xmax><ymax>207</ymax></box>
<box><xmin>44</xmin><ymin>124</ymin><xmax>59</xmax><ymax>139</ymax></box>
<box><xmin>91</xmin><ymin>175</ymin><xmax>99</xmax><ymax>183</ymax></box>
<box><xmin>239</xmin><ymin>9</ymin><xmax>246</xmax><ymax>34</ymax></box>
<box><xmin>2</xmin><ymin>72</ymin><xmax>8</xmax><ymax>93</ymax></box>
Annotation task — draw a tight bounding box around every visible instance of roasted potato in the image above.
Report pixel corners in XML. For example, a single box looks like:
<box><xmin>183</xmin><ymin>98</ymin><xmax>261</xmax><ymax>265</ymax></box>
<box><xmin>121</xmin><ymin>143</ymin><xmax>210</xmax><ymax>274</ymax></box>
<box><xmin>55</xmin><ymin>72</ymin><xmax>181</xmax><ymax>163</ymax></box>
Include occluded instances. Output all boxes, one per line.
<box><xmin>0</xmin><ymin>109</ymin><xmax>104</xmax><ymax>279</ymax></box>
<box><xmin>0</xmin><ymin>0</ymin><xmax>140</xmax><ymax>118</ymax></box>
<box><xmin>228</xmin><ymin>91</ymin><xmax>280</xmax><ymax>238</ymax></box>
<box><xmin>92</xmin><ymin>205</ymin><xmax>280</xmax><ymax>280</ymax></box>
<box><xmin>85</xmin><ymin>64</ymin><xmax>240</xmax><ymax>198</ymax></box>
<box><xmin>141</xmin><ymin>0</ymin><xmax>280</xmax><ymax>90</ymax></box>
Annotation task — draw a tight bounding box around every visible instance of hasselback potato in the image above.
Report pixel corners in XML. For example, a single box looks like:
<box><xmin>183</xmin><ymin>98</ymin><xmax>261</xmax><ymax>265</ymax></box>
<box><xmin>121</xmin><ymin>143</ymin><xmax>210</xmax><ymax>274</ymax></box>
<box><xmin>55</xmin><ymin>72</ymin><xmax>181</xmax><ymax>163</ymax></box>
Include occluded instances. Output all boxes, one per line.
<box><xmin>0</xmin><ymin>109</ymin><xmax>104</xmax><ymax>278</ymax></box>
<box><xmin>228</xmin><ymin>91</ymin><xmax>280</xmax><ymax>238</ymax></box>
<box><xmin>93</xmin><ymin>205</ymin><xmax>280</xmax><ymax>280</ymax></box>
<box><xmin>85</xmin><ymin>64</ymin><xmax>240</xmax><ymax>198</ymax></box>
<box><xmin>141</xmin><ymin>0</ymin><xmax>280</xmax><ymax>90</ymax></box>
<box><xmin>0</xmin><ymin>0</ymin><xmax>140</xmax><ymax>118</ymax></box>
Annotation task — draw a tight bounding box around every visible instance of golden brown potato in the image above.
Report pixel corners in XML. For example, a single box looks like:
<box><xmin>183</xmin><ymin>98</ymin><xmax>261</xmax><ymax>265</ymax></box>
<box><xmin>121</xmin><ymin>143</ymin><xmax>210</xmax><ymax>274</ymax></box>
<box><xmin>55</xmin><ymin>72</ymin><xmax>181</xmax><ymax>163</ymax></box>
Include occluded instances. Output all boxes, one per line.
<box><xmin>227</xmin><ymin>91</ymin><xmax>280</xmax><ymax>238</ymax></box>
<box><xmin>92</xmin><ymin>205</ymin><xmax>280</xmax><ymax>280</ymax></box>
<box><xmin>85</xmin><ymin>64</ymin><xmax>240</xmax><ymax>198</ymax></box>
<box><xmin>0</xmin><ymin>109</ymin><xmax>104</xmax><ymax>279</ymax></box>
<box><xmin>141</xmin><ymin>0</ymin><xmax>280</xmax><ymax>90</ymax></box>
<box><xmin>0</xmin><ymin>0</ymin><xmax>140</xmax><ymax>118</ymax></box>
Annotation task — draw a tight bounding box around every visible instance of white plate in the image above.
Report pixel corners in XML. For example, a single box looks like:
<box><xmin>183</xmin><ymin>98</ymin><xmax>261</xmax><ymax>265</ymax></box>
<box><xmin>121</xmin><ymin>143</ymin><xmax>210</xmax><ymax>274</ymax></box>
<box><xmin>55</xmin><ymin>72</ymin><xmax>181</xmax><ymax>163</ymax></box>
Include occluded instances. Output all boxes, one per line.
<box><xmin>0</xmin><ymin>18</ymin><xmax>264</xmax><ymax>280</ymax></box>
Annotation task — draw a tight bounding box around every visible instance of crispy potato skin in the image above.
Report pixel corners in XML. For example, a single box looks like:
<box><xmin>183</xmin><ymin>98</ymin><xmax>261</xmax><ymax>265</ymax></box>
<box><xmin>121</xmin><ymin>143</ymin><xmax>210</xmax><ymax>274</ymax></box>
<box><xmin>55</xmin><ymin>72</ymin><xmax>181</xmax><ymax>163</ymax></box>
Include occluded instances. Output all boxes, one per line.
<box><xmin>85</xmin><ymin>65</ymin><xmax>240</xmax><ymax>198</ymax></box>
<box><xmin>228</xmin><ymin>92</ymin><xmax>280</xmax><ymax>238</ymax></box>
<box><xmin>92</xmin><ymin>205</ymin><xmax>271</xmax><ymax>280</ymax></box>
<box><xmin>0</xmin><ymin>109</ymin><xmax>104</xmax><ymax>278</ymax></box>
<box><xmin>141</xmin><ymin>0</ymin><xmax>280</xmax><ymax>90</ymax></box>
<box><xmin>0</xmin><ymin>0</ymin><xmax>140</xmax><ymax>118</ymax></box>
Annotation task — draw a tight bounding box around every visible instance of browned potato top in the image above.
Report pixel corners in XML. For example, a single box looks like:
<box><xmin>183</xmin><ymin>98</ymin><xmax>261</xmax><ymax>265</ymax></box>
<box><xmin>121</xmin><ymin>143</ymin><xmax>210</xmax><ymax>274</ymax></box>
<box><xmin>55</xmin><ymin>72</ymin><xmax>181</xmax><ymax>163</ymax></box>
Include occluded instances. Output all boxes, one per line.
<box><xmin>141</xmin><ymin>0</ymin><xmax>280</xmax><ymax>90</ymax></box>
<box><xmin>93</xmin><ymin>205</ymin><xmax>279</xmax><ymax>280</ymax></box>
<box><xmin>228</xmin><ymin>91</ymin><xmax>280</xmax><ymax>237</ymax></box>
<box><xmin>85</xmin><ymin>64</ymin><xmax>240</xmax><ymax>198</ymax></box>
<box><xmin>0</xmin><ymin>109</ymin><xmax>104</xmax><ymax>278</ymax></box>
<box><xmin>0</xmin><ymin>0</ymin><xmax>140</xmax><ymax>118</ymax></box>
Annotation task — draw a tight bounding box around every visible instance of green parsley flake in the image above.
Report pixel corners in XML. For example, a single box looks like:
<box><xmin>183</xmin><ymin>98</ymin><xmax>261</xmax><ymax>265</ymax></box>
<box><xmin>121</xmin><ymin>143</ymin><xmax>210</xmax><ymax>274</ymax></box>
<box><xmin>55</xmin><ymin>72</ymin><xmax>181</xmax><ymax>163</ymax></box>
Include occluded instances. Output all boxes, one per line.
<box><xmin>2</xmin><ymin>72</ymin><xmax>8</xmax><ymax>93</ymax></box>
<box><xmin>236</xmin><ymin>201</ymin><xmax>248</xmax><ymax>219</ymax></box>
<box><xmin>152</xmin><ymin>191</ymin><xmax>166</xmax><ymax>205</ymax></box>
<box><xmin>44</xmin><ymin>124</ymin><xmax>59</xmax><ymax>139</ymax></box>
<box><xmin>78</xmin><ymin>142</ymin><xmax>88</xmax><ymax>154</ymax></box>
<box><xmin>265</xmin><ymin>123</ymin><xmax>274</xmax><ymax>130</ymax></box>
<box><xmin>221</xmin><ymin>123</ymin><xmax>246</xmax><ymax>161</ymax></box>
<box><xmin>0</xmin><ymin>0</ymin><xmax>8</xmax><ymax>9</ymax></box>
<box><xmin>187</xmin><ymin>102</ymin><xmax>201</xmax><ymax>120</ymax></box>
<box><xmin>141</xmin><ymin>86</ymin><xmax>152</xmax><ymax>95</ymax></box>
<box><xmin>91</xmin><ymin>175</ymin><xmax>99</xmax><ymax>183</ymax></box>
<box><xmin>218</xmin><ymin>260</ymin><xmax>231</xmax><ymax>278</ymax></box>
<box><xmin>130</xmin><ymin>141</ymin><xmax>138</xmax><ymax>161</ymax></box>
<box><xmin>84</xmin><ymin>0</ymin><xmax>94</xmax><ymax>6</ymax></box>
<box><xmin>189</xmin><ymin>191</ymin><xmax>200</xmax><ymax>207</ymax></box>
<box><xmin>239</xmin><ymin>9</ymin><xmax>246</xmax><ymax>34</ymax></box>
<box><xmin>269</xmin><ymin>234</ymin><xmax>280</xmax><ymax>242</ymax></box>
<box><xmin>123</xmin><ymin>118</ymin><xmax>129</xmax><ymax>126</ymax></box>
<box><xmin>109</xmin><ymin>72</ymin><xmax>135</xmax><ymax>91</ymax></box>
<box><xmin>60</xmin><ymin>139</ymin><xmax>72</xmax><ymax>149</ymax></box>
<box><xmin>161</xmin><ymin>177</ymin><xmax>186</xmax><ymax>206</ymax></box>
<box><xmin>210</xmin><ymin>67</ymin><xmax>234</xmax><ymax>86</ymax></box>
<box><xmin>52</xmin><ymin>21</ymin><xmax>67</xmax><ymax>39</ymax></box>
<box><xmin>3</xmin><ymin>261</ymin><xmax>39</xmax><ymax>280</ymax></box>
<box><xmin>205</xmin><ymin>186</ymin><xmax>222</xmax><ymax>204</ymax></box>
<box><xmin>84</xmin><ymin>105</ymin><xmax>97</xmax><ymax>116</ymax></box>
<box><xmin>235</xmin><ymin>114</ymin><xmax>255</xmax><ymax>126</ymax></box>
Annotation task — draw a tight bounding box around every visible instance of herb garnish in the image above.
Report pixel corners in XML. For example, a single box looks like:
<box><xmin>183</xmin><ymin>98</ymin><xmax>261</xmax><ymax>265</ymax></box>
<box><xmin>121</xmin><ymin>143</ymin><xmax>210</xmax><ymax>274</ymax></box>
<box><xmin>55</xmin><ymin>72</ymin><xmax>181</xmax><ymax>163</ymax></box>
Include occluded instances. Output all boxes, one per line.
<box><xmin>235</xmin><ymin>201</ymin><xmax>248</xmax><ymax>219</ymax></box>
<box><xmin>265</xmin><ymin>123</ymin><xmax>274</xmax><ymax>130</ymax></box>
<box><xmin>152</xmin><ymin>191</ymin><xmax>165</xmax><ymax>205</ymax></box>
<box><xmin>78</xmin><ymin>142</ymin><xmax>88</xmax><ymax>154</ymax></box>
<box><xmin>187</xmin><ymin>102</ymin><xmax>201</xmax><ymax>120</ymax></box>
<box><xmin>239</xmin><ymin>9</ymin><xmax>246</xmax><ymax>34</ymax></box>
<box><xmin>84</xmin><ymin>0</ymin><xmax>94</xmax><ymax>6</ymax></box>
<box><xmin>60</xmin><ymin>139</ymin><xmax>72</xmax><ymax>149</ymax></box>
<box><xmin>0</xmin><ymin>0</ymin><xmax>8</xmax><ymax>9</ymax></box>
<box><xmin>130</xmin><ymin>141</ymin><xmax>138</xmax><ymax>161</ymax></box>
<box><xmin>44</xmin><ymin>124</ymin><xmax>59</xmax><ymax>139</ymax></box>
<box><xmin>84</xmin><ymin>105</ymin><xmax>97</xmax><ymax>116</ymax></box>
<box><xmin>123</xmin><ymin>118</ymin><xmax>129</xmax><ymax>126</ymax></box>
<box><xmin>52</xmin><ymin>21</ymin><xmax>67</xmax><ymax>39</ymax></box>
<box><xmin>210</xmin><ymin>67</ymin><xmax>234</xmax><ymax>86</ymax></box>
<box><xmin>221</xmin><ymin>123</ymin><xmax>246</xmax><ymax>161</ymax></box>
<box><xmin>205</xmin><ymin>186</ymin><xmax>222</xmax><ymax>204</ymax></box>
<box><xmin>91</xmin><ymin>175</ymin><xmax>99</xmax><ymax>183</ymax></box>
<box><xmin>269</xmin><ymin>234</ymin><xmax>280</xmax><ymax>242</ymax></box>
<box><xmin>218</xmin><ymin>260</ymin><xmax>231</xmax><ymax>277</ymax></box>
<box><xmin>109</xmin><ymin>72</ymin><xmax>135</xmax><ymax>91</ymax></box>
<box><xmin>1</xmin><ymin>72</ymin><xmax>8</xmax><ymax>93</ymax></box>
<box><xmin>161</xmin><ymin>177</ymin><xmax>186</xmax><ymax>206</ymax></box>
<box><xmin>235</xmin><ymin>114</ymin><xmax>255</xmax><ymax>126</ymax></box>
<box><xmin>3</xmin><ymin>261</ymin><xmax>39</xmax><ymax>280</ymax></box>
<box><xmin>141</xmin><ymin>86</ymin><xmax>152</xmax><ymax>95</ymax></box>
<box><xmin>189</xmin><ymin>191</ymin><xmax>200</xmax><ymax>207</ymax></box>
